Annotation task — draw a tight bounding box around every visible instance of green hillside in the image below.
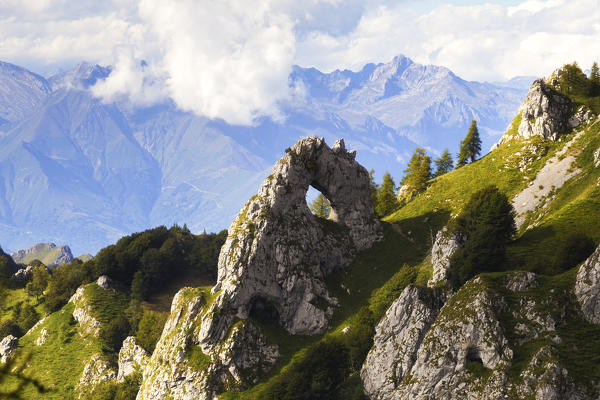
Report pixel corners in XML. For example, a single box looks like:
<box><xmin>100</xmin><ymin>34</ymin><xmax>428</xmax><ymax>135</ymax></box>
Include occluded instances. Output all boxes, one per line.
<box><xmin>2</xmin><ymin>64</ymin><xmax>600</xmax><ymax>400</ymax></box>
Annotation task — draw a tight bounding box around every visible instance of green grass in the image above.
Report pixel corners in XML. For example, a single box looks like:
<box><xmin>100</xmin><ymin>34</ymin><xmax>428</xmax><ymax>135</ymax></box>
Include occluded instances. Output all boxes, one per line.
<box><xmin>1</xmin><ymin>288</ymin><xmax>45</xmax><ymax>322</ymax></box>
<box><xmin>6</xmin><ymin>303</ymin><xmax>102</xmax><ymax>399</ymax></box>
<box><xmin>82</xmin><ymin>283</ymin><xmax>128</xmax><ymax>324</ymax></box>
<box><xmin>187</xmin><ymin>345</ymin><xmax>211</xmax><ymax>371</ymax></box>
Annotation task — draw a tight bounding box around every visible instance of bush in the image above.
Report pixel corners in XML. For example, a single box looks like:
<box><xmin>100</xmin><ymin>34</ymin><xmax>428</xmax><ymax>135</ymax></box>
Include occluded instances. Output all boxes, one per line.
<box><xmin>0</xmin><ymin>319</ymin><xmax>22</xmax><ymax>338</ymax></box>
<box><xmin>114</xmin><ymin>371</ymin><xmax>142</xmax><ymax>400</ymax></box>
<box><xmin>12</xmin><ymin>302</ymin><xmax>39</xmax><ymax>334</ymax></box>
<box><xmin>99</xmin><ymin>315</ymin><xmax>130</xmax><ymax>354</ymax></box>
<box><xmin>136</xmin><ymin>311</ymin><xmax>168</xmax><ymax>353</ymax></box>
<box><xmin>450</xmin><ymin>186</ymin><xmax>516</xmax><ymax>285</ymax></box>
<box><xmin>552</xmin><ymin>232</ymin><xmax>596</xmax><ymax>273</ymax></box>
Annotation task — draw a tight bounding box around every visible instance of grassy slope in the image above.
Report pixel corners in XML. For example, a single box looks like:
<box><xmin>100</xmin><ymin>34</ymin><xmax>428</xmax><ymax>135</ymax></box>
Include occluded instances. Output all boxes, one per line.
<box><xmin>224</xmin><ymin>100</ymin><xmax>600</xmax><ymax>396</ymax></box>
<box><xmin>6</xmin><ymin>283</ymin><xmax>129</xmax><ymax>399</ymax></box>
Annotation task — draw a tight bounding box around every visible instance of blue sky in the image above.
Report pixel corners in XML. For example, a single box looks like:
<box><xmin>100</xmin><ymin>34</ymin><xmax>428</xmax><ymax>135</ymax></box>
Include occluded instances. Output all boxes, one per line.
<box><xmin>1</xmin><ymin>0</ymin><xmax>598</xmax><ymax>125</ymax></box>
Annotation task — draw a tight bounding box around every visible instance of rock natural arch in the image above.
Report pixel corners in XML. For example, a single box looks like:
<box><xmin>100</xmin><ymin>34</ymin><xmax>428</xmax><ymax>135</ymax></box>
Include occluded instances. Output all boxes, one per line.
<box><xmin>199</xmin><ymin>136</ymin><xmax>381</xmax><ymax>346</ymax></box>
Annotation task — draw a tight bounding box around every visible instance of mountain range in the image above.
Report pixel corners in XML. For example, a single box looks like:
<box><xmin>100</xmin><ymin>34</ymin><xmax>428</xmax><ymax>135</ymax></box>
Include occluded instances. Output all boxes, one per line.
<box><xmin>0</xmin><ymin>55</ymin><xmax>533</xmax><ymax>254</ymax></box>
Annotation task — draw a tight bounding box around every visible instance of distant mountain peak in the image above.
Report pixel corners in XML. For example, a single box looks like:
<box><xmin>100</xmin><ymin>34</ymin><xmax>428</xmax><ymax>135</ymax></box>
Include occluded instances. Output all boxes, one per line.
<box><xmin>48</xmin><ymin>61</ymin><xmax>111</xmax><ymax>90</ymax></box>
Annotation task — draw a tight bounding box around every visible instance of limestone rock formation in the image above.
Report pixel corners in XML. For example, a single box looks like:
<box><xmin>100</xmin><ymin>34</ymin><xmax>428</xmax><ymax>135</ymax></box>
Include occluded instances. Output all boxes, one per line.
<box><xmin>77</xmin><ymin>354</ymin><xmax>117</xmax><ymax>396</ymax></box>
<box><xmin>11</xmin><ymin>264</ymin><xmax>34</xmax><ymax>281</ymax></box>
<box><xmin>361</xmin><ymin>271</ymin><xmax>590</xmax><ymax>399</ymax></box>
<box><xmin>117</xmin><ymin>336</ymin><xmax>149</xmax><ymax>381</ymax></box>
<box><xmin>498</xmin><ymin>75</ymin><xmax>595</xmax><ymax>146</ymax></box>
<box><xmin>97</xmin><ymin>275</ymin><xmax>113</xmax><ymax>290</ymax></box>
<box><xmin>137</xmin><ymin>287</ymin><xmax>279</xmax><ymax>400</ymax></box>
<box><xmin>361</xmin><ymin>285</ymin><xmax>446</xmax><ymax>400</ymax></box>
<box><xmin>428</xmin><ymin>227</ymin><xmax>464</xmax><ymax>287</ymax></box>
<box><xmin>203</xmin><ymin>137</ymin><xmax>380</xmax><ymax>342</ymax></box>
<box><xmin>69</xmin><ymin>285</ymin><xmax>101</xmax><ymax>336</ymax></box>
<box><xmin>575</xmin><ymin>245</ymin><xmax>600</xmax><ymax>324</ymax></box>
<box><xmin>0</xmin><ymin>335</ymin><xmax>18</xmax><ymax>364</ymax></box>
<box><xmin>137</xmin><ymin>137</ymin><xmax>381</xmax><ymax>399</ymax></box>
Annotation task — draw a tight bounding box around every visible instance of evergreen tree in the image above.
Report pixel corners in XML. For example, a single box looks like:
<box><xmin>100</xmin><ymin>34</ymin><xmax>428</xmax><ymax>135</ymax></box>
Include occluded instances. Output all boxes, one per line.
<box><xmin>433</xmin><ymin>148</ymin><xmax>454</xmax><ymax>178</ymax></box>
<box><xmin>401</xmin><ymin>148</ymin><xmax>431</xmax><ymax>193</ymax></box>
<box><xmin>449</xmin><ymin>186</ymin><xmax>515</xmax><ymax>285</ymax></box>
<box><xmin>368</xmin><ymin>168</ymin><xmax>378</xmax><ymax>206</ymax></box>
<box><xmin>375</xmin><ymin>172</ymin><xmax>399</xmax><ymax>217</ymax></box>
<box><xmin>457</xmin><ymin>120</ymin><xmax>482</xmax><ymax>167</ymax></box>
<box><xmin>590</xmin><ymin>61</ymin><xmax>600</xmax><ymax>96</ymax></box>
<box><xmin>310</xmin><ymin>193</ymin><xmax>331</xmax><ymax>218</ymax></box>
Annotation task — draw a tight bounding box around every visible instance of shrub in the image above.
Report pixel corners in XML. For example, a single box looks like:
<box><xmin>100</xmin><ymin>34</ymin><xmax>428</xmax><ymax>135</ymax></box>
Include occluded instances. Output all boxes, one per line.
<box><xmin>12</xmin><ymin>302</ymin><xmax>39</xmax><ymax>334</ymax></box>
<box><xmin>99</xmin><ymin>315</ymin><xmax>130</xmax><ymax>353</ymax></box>
<box><xmin>0</xmin><ymin>319</ymin><xmax>22</xmax><ymax>338</ymax></box>
<box><xmin>450</xmin><ymin>186</ymin><xmax>516</xmax><ymax>285</ymax></box>
<box><xmin>136</xmin><ymin>311</ymin><xmax>168</xmax><ymax>353</ymax></box>
<box><xmin>552</xmin><ymin>232</ymin><xmax>596</xmax><ymax>273</ymax></box>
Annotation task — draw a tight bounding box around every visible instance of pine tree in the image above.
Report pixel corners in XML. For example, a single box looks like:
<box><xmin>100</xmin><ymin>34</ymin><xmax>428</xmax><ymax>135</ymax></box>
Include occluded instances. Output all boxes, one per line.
<box><xmin>457</xmin><ymin>120</ymin><xmax>482</xmax><ymax>167</ymax></box>
<box><xmin>310</xmin><ymin>193</ymin><xmax>331</xmax><ymax>218</ymax></box>
<box><xmin>375</xmin><ymin>172</ymin><xmax>399</xmax><ymax>217</ymax></box>
<box><xmin>590</xmin><ymin>61</ymin><xmax>600</xmax><ymax>96</ymax></box>
<box><xmin>401</xmin><ymin>148</ymin><xmax>431</xmax><ymax>193</ymax></box>
<box><xmin>433</xmin><ymin>148</ymin><xmax>454</xmax><ymax>178</ymax></box>
<box><xmin>368</xmin><ymin>168</ymin><xmax>378</xmax><ymax>206</ymax></box>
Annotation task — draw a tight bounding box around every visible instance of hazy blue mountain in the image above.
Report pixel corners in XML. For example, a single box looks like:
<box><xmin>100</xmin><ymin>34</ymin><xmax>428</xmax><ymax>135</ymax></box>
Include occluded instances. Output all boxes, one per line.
<box><xmin>0</xmin><ymin>57</ymin><xmax>532</xmax><ymax>254</ymax></box>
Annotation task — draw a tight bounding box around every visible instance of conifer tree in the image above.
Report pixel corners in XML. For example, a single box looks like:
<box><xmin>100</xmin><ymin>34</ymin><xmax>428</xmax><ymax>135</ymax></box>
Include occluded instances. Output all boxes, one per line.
<box><xmin>457</xmin><ymin>120</ymin><xmax>481</xmax><ymax>167</ymax></box>
<box><xmin>368</xmin><ymin>168</ymin><xmax>378</xmax><ymax>206</ymax></box>
<box><xmin>310</xmin><ymin>193</ymin><xmax>331</xmax><ymax>218</ymax></box>
<box><xmin>590</xmin><ymin>61</ymin><xmax>600</xmax><ymax>96</ymax></box>
<box><xmin>401</xmin><ymin>148</ymin><xmax>431</xmax><ymax>192</ymax></box>
<box><xmin>375</xmin><ymin>172</ymin><xmax>399</xmax><ymax>217</ymax></box>
<box><xmin>433</xmin><ymin>148</ymin><xmax>454</xmax><ymax>178</ymax></box>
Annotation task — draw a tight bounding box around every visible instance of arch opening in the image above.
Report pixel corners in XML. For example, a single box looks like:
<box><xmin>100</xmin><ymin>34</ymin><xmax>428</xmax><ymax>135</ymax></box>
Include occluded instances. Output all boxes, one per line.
<box><xmin>306</xmin><ymin>184</ymin><xmax>334</xmax><ymax>220</ymax></box>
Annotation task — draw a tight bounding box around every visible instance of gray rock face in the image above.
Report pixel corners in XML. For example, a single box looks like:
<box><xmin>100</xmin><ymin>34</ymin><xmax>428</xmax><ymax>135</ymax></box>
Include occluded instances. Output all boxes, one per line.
<box><xmin>575</xmin><ymin>246</ymin><xmax>600</xmax><ymax>324</ymax></box>
<box><xmin>200</xmin><ymin>136</ymin><xmax>380</xmax><ymax>349</ymax></box>
<box><xmin>428</xmin><ymin>227</ymin><xmax>464</xmax><ymax>287</ymax></box>
<box><xmin>137</xmin><ymin>288</ymin><xmax>279</xmax><ymax>400</ymax></box>
<box><xmin>69</xmin><ymin>285</ymin><xmax>101</xmax><ymax>337</ymax></box>
<box><xmin>361</xmin><ymin>272</ymin><xmax>587</xmax><ymax>399</ymax></box>
<box><xmin>0</xmin><ymin>335</ymin><xmax>18</xmax><ymax>364</ymax></box>
<box><xmin>77</xmin><ymin>354</ymin><xmax>117</xmax><ymax>396</ymax></box>
<box><xmin>117</xmin><ymin>336</ymin><xmax>149</xmax><ymax>381</ymax></box>
<box><xmin>11</xmin><ymin>265</ymin><xmax>35</xmax><ymax>281</ymax></box>
<box><xmin>516</xmin><ymin>79</ymin><xmax>572</xmax><ymax>141</ymax></box>
<box><xmin>361</xmin><ymin>285</ymin><xmax>445</xmax><ymax>400</ymax></box>
<box><xmin>97</xmin><ymin>275</ymin><xmax>113</xmax><ymax>290</ymax></box>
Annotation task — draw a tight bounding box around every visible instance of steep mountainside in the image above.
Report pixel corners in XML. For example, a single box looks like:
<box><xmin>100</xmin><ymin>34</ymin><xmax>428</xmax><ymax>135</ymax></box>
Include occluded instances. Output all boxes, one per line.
<box><xmin>3</xmin><ymin>64</ymin><xmax>600</xmax><ymax>399</ymax></box>
<box><xmin>0</xmin><ymin>57</ymin><xmax>528</xmax><ymax>254</ymax></box>
<box><xmin>11</xmin><ymin>242</ymin><xmax>73</xmax><ymax>267</ymax></box>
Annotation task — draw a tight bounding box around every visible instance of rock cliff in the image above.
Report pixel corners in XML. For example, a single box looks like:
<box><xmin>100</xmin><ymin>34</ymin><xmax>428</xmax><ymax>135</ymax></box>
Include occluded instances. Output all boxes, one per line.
<box><xmin>361</xmin><ymin>264</ymin><xmax>599</xmax><ymax>399</ymax></box>
<box><xmin>11</xmin><ymin>242</ymin><xmax>73</xmax><ymax>267</ymax></box>
<box><xmin>137</xmin><ymin>137</ymin><xmax>381</xmax><ymax>399</ymax></box>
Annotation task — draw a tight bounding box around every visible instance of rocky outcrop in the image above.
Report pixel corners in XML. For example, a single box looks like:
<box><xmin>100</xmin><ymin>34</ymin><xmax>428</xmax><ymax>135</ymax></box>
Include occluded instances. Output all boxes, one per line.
<box><xmin>117</xmin><ymin>336</ymin><xmax>149</xmax><ymax>381</ymax></box>
<box><xmin>137</xmin><ymin>287</ymin><xmax>279</xmax><ymax>400</ymax></box>
<box><xmin>499</xmin><ymin>75</ymin><xmax>595</xmax><ymax>145</ymax></box>
<box><xmin>0</xmin><ymin>335</ymin><xmax>18</xmax><ymax>363</ymax></box>
<box><xmin>428</xmin><ymin>227</ymin><xmax>464</xmax><ymax>287</ymax></box>
<box><xmin>77</xmin><ymin>354</ymin><xmax>117</xmax><ymax>395</ymax></box>
<box><xmin>97</xmin><ymin>275</ymin><xmax>113</xmax><ymax>290</ymax></box>
<box><xmin>69</xmin><ymin>285</ymin><xmax>101</xmax><ymax>336</ymax></box>
<box><xmin>11</xmin><ymin>264</ymin><xmax>34</xmax><ymax>281</ymax></box>
<box><xmin>361</xmin><ymin>272</ymin><xmax>589</xmax><ymax>399</ymax></box>
<box><xmin>361</xmin><ymin>285</ymin><xmax>446</xmax><ymax>399</ymax></box>
<box><xmin>11</xmin><ymin>242</ymin><xmax>73</xmax><ymax>266</ymax></box>
<box><xmin>203</xmin><ymin>137</ymin><xmax>380</xmax><ymax>342</ymax></box>
<box><xmin>575</xmin><ymin>246</ymin><xmax>600</xmax><ymax>324</ymax></box>
<box><xmin>35</xmin><ymin>328</ymin><xmax>49</xmax><ymax>346</ymax></box>
<box><xmin>138</xmin><ymin>137</ymin><xmax>380</xmax><ymax>399</ymax></box>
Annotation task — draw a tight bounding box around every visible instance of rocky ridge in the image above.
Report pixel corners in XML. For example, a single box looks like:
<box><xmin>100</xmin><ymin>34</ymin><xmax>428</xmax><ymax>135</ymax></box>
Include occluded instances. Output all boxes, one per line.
<box><xmin>11</xmin><ymin>242</ymin><xmax>73</xmax><ymax>267</ymax></box>
<box><xmin>136</xmin><ymin>137</ymin><xmax>381</xmax><ymax>399</ymax></box>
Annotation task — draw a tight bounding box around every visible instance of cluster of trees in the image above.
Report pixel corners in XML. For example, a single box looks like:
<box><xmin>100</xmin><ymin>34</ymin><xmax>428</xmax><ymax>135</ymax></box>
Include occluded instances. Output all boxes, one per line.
<box><xmin>557</xmin><ymin>61</ymin><xmax>600</xmax><ymax>97</ymax></box>
<box><xmin>365</xmin><ymin>120</ymin><xmax>483</xmax><ymax>218</ymax></box>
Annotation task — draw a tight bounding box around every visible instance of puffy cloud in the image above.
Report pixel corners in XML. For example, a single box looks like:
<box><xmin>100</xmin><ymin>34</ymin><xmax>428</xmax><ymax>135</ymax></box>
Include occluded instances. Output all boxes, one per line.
<box><xmin>1</xmin><ymin>0</ymin><xmax>599</xmax><ymax>124</ymax></box>
<box><xmin>296</xmin><ymin>0</ymin><xmax>600</xmax><ymax>81</ymax></box>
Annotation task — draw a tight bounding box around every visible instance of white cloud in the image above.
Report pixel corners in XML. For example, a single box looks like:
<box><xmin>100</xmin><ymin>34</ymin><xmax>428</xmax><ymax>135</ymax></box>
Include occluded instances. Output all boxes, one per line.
<box><xmin>0</xmin><ymin>0</ymin><xmax>599</xmax><ymax>124</ymax></box>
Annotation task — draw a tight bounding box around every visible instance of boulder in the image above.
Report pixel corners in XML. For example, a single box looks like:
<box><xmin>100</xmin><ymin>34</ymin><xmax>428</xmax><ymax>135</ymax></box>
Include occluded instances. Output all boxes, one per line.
<box><xmin>0</xmin><ymin>335</ymin><xmax>18</xmax><ymax>364</ymax></box>
<box><xmin>117</xmin><ymin>336</ymin><xmax>149</xmax><ymax>381</ymax></box>
<box><xmin>428</xmin><ymin>227</ymin><xmax>464</xmax><ymax>287</ymax></box>
<box><xmin>575</xmin><ymin>246</ymin><xmax>600</xmax><ymax>324</ymax></box>
<box><xmin>97</xmin><ymin>275</ymin><xmax>113</xmax><ymax>290</ymax></box>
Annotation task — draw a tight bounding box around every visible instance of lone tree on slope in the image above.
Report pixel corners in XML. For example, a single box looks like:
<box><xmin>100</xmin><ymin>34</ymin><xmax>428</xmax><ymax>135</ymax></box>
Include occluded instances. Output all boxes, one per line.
<box><xmin>433</xmin><ymin>148</ymin><xmax>454</xmax><ymax>178</ymax></box>
<box><xmin>401</xmin><ymin>148</ymin><xmax>431</xmax><ymax>193</ymax></box>
<box><xmin>375</xmin><ymin>172</ymin><xmax>399</xmax><ymax>217</ymax></box>
<box><xmin>457</xmin><ymin>120</ymin><xmax>482</xmax><ymax>167</ymax></box>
